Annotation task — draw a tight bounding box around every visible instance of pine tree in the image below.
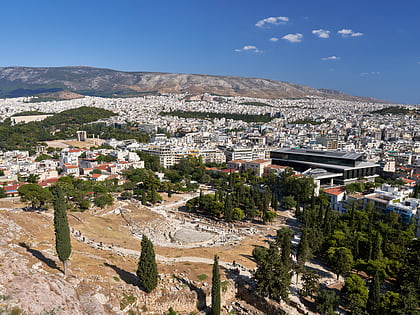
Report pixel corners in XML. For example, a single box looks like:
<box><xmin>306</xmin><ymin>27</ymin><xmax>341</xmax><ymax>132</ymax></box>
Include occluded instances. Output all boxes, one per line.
<box><xmin>52</xmin><ymin>184</ymin><xmax>71</xmax><ymax>276</ymax></box>
<box><xmin>254</xmin><ymin>228</ymin><xmax>293</xmax><ymax>303</ymax></box>
<box><xmin>367</xmin><ymin>270</ymin><xmax>381</xmax><ymax>315</ymax></box>
<box><xmin>137</xmin><ymin>235</ymin><xmax>158</xmax><ymax>292</ymax></box>
<box><xmin>315</xmin><ymin>289</ymin><xmax>339</xmax><ymax>315</ymax></box>
<box><xmin>211</xmin><ymin>255</ymin><xmax>221</xmax><ymax>315</ymax></box>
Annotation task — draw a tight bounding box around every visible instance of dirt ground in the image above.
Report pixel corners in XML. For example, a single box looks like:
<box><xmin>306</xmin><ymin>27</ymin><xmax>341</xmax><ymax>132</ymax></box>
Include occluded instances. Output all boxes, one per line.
<box><xmin>44</xmin><ymin>138</ymin><xmax>106</xmax><ymax>149</ymax></box>
<box><xmin>0</xmin><ymin>195</ymin><xmax>272</xmax><ymax>285</ymax></box>
<box><xmin>0</xmin><ymin>194</ymin><xmax>339</xmax><ymax>314</ymax></box>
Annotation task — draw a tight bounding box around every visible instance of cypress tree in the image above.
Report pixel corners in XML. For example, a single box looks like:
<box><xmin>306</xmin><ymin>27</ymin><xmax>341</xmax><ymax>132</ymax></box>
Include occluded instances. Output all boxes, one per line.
<box><xmin>271</xmin><ymin>193</ymin><xmax>278</xmax><ymax>211</ymax></box>
<box><xmin>52</xmin><ymin>184</ymin><xmax>71</xmax><ymax>276</ymax></box>
<box><xmin>224</xmin><ymin>194</ymin><xmax>233</xmax><ymax>222</ymax></box>
<box><xmin>367</xmin><ymin>270</ymin><xmax>381</xmax><ymax>315</ymax></box>
<box><xmin>211</xmin><ymin>255</ymin><xmax>221</xmax><ymax>315</ymax></box>
<box><xmin>371</xmin><ymin>231</ymin><xmax>383</xmax><ymax>260</ymax></box>
<box><xmin>137</xmin><ymin>235</ymin><xmax>158</xmax><ymax>293</ymax></box>
<box><xmin>297</xmin><ymin>228</ymin><xmax>311</xmax><ymax>272</ymax></box>
<box><xmin>276</xmin><ymin>228</ymin><xmax>293</xmax><ymax>268</ymax></box>
<box><xmin>141</xmin><ymin>191</ymin><xmax>147</xmax><ymax>205</ymax></box>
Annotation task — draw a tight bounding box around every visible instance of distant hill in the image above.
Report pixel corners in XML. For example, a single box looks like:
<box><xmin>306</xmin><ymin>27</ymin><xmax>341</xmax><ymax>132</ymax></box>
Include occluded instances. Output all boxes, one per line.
<box><xmin>0</xmin><ymin>66</ymin><xmax>390</xmax><ymax>102</ymax></box>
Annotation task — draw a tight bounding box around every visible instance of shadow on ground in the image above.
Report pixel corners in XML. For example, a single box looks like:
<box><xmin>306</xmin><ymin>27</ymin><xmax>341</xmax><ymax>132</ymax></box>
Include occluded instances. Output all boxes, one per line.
<box><xmin>104</xmin><ymin>262</ymin><xmax>139</xmax><ymax>286</ymax></box>
<box><xmin>19</xmin><ymin>242</ymin><xmax>61</xmax><ymax>272</ymax></box>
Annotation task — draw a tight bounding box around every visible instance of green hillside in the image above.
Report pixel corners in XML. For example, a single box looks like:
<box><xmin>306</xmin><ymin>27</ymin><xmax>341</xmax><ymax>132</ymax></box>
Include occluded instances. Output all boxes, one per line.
<box><xmin>0</xmin><ymin>106</ymin><xmax>117</xmax><ymax>151</ymax></box>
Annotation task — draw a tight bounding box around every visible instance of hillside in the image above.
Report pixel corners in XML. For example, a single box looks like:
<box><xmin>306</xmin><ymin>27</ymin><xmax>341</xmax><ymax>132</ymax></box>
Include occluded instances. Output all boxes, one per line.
<box><xmin>0</xmin><ymin>66</ymin><xmax>389</xmax><ymax>102</ymax></box>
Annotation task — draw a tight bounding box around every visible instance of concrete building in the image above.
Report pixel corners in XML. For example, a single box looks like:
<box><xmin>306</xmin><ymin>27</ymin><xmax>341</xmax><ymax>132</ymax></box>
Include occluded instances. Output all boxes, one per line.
<box><xmin>324</xmin><ymin>186</ymin><xmax>345</xmax><ymax>212</ymax></box>
<box><xmin>244</xmin><ymin>159</ymin><xmax>271</xmax><ymax>176</ymax></box>
<box><xmin>270</xmin><ymin>148</ymin><xmax>379</xmax><ymax>185</ymax></box>
<box><xmin>222</xmin><ymin>146</ymin><xmax>254</xmax><ymax>162</ymax></box>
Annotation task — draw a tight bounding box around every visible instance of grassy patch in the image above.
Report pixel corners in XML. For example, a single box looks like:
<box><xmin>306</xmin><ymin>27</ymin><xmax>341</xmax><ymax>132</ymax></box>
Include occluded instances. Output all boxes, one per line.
<box><xmin>221</xmin><ymin>280</ymin><xmax>229</xmax><ymax>293</ymax></box>
<box><xmin>197</xmin><ymin>274</ymin><xmax>208</xmax><ymax>281</ymax></box>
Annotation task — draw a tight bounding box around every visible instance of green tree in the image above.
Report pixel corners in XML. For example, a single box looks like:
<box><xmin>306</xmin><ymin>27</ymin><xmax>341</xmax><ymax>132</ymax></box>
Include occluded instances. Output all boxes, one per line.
<box><xmin>297</xmin><ymin>228</ymin><xmax>311</xmax><ymax>269</ymax></box>
<box><xmin>18</xmin><ymin>183</ymin><xmax>52</xmax><ymax>209</ymax></box>
<box><xmin>26</xmin><ymin>173</ymin><xmax>40</xmax><ymax>183</ymax></box>
<box><xmin>263</xmin><ymin>210</ymin><xmax>277</xmax><ymax>223</ymax></box>
<box><xmin>300</xmin><ymin>269</ymin><xmax>319</xmax><ymax>297</ymax></box>
<box><xmin>379</xmin><ymin>291</ymin><xmax>400</xmax><ymax>314</ymax></box>
<box><xmin>52</xmin><ymin>184</ymin><xmax>71</xmax><ymax>276</ymax></box>
<box><xmin>35</xmin><ymin>153</ymin><xmax>53</xmax><ymax>162</ymax></box>
<box><xmin>137</xmin><ymin>235</ymin><xmax>158</xmax><ymax>293</ymax></box>
<box><xmin>223</xmin><ymin>193</ymin><xmax>233</xmax><ymax>222</ymax></box>
<box><xmin>271</xmin><ymin>193</ymin><xmax>278</xmax><ymax>210</ymax></box>
<box><xmin>276</xmin><ymin>227</ymin><xmax>293</xmax><ymax>268</ymax></box>
<box><xmin>167</xmin><ymin>307</ymin><xmax>178</xmax><ymax>315</ymax></box>
<box><xmin>141</xmin><ymin>191</ymin><xmax>147</xmax><ymax>205</ymax></box>
<box><xmin>281</xmin><ymin>195</ymin><xmax>297</xmax><ymax>210</ymax></box>
<box><xmin>367</xmin><ymin>270</ymin><xmax>381</xmax><ymax>315</ymax></box>
<box><xmin>0</xmin><ymin>187</ymin><xmax>6</xmax><ymax>198</ymax></box>
<box><xmin>93</xmin><ymin>193</ymin><xmax>114</xmax><ymax>208</ymax></box>
<box><xmin>120</xmin><ymin>191</ymin><xmax>133</xmax><ymax>200</ymax></box>
<box><xmin>327</xmin><ymin>247</ymin><xmax>354</xmax><ymax>280</ymax></box>
<box><xmin>232</xmin><ymin>207</ymin><xmax>245</xmax><ymax>221</ymax></box>
<box><xmin>254</xmin><ymin>228</ymin><xmax>293</xmax><ymax>303</ymax></box>
<box><xmin>96</xmin><ymin>154</ymin><xmax>117</xmax><ymax>163</ymax></box>
<box><xmin>315</xmin><ymin>289</ymin><xmax>339</xmax><ymax>315</ymax></box>
<box><xmin>343</xmin><ymin>274</ymin><xmax>368</xmax><ymax>314</ymax></box>
<box><xmin>211</xmin><ymin>255</ymin><xmax>221</xmax><ymax>315</ymax></box>
<box><xmin>78</xmin><ymin>199</ymin><xmax>91</xmax><ymax>211</ymax></box>
<box><xmin>254</xmin><ymin>242</ymin><xmax>291</xmax><ymax>302</ymax></box>
<box><xmin>296</xmin><ymin>228</ymin><xmax>312</xmax><ymax>282</ymax></box>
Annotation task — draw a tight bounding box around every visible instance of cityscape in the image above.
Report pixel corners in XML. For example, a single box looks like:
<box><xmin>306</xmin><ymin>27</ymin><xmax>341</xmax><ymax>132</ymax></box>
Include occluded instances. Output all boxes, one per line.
<box><xmin>0</xmin><ymin>91</ymin><xmax>418</xmax><ymax>314</ymax></box>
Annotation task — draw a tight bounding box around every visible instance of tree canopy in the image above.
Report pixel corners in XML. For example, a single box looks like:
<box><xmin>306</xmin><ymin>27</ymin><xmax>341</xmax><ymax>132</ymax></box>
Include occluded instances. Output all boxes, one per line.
<box><xmin>137</xmin><ymin>235</ymin><xmax>158</xmax><ymax>293</ymax></box>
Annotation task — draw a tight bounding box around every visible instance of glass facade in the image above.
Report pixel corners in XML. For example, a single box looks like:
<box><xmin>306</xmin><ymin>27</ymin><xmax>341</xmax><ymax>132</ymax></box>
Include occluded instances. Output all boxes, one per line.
<box><xmin>270</xmin><ymin>151</ymin><xmax>357</xmax><ymax>167</ymax></box>
<box><xmin>270</xmin><ymin>150</ymin><xmax>378</xmax><ymax>184</ymax></box>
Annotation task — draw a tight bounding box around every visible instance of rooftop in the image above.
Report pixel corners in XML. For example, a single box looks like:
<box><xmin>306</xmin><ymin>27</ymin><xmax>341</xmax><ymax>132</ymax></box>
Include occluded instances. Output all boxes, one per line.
<box><xmin>324</xmin><ymin>187</ymin><xmax>345</xmax><ymax>196</ymax></box>
<box><xmin>272</xmin><ymin>148</ymin><xmax>363</xmax><ymax>160</ymax></box>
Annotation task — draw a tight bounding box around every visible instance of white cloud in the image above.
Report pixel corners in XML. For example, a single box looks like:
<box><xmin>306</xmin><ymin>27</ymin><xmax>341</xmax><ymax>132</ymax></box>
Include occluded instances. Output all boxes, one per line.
<box><xmin>282</xmin><ymin>33</ymin><xmax>303</xmax><ymax>43</ymax></box>
<box><xmin>338</xmin><ymin>29</ymin><xmax>364</xmax><ymax>37</ymax></box>
<box><xmin>269</xmin><ymin>37</ymin><xmax>279</xmax><ymax>42</ymax></box>
<box><xmin>256</xmin><ymin>16</ymin><xmax>289</xmax><ymax>28</ymax></box>
<box><xmin>235</xmin><ymin>45</ymin><xmax>261</xmax><ymax>53</ymax></box>
<box><xmin>321</xmin><ymin>56</ymin><xmax>340</xmax><ymax>60</ymax></box>
<box><xmin>312</xmin><ymin>29</ymin><xmax>330</xmax><ymax>38</ymax></box>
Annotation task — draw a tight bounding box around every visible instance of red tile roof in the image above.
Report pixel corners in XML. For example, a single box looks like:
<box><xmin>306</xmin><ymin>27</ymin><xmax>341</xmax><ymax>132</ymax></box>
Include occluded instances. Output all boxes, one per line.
<box><xmin>228</xmin><ymin>160</ymin><xmax>246</xmax><ymax>164</ymax></box>
<box><xmin>324</xmin><ymin>187</ymin><xmax>345</xmax><ymax>196</ymax></box>
<box><xmin>247</xmin><ymin>159</ymin><xmax>270</xmax><ymax>164</ymax></box>
<box><xmin>221</xmin><ymin>169</ymin><xmax>239</xmax><ymax>173</ymax></box>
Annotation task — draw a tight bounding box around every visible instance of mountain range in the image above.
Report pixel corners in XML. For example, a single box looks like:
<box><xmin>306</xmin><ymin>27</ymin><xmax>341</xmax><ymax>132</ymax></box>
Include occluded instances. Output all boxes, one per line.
<box><xmin>0</xmin><ymin>66</ymin><xmax>388</xmax><ymax>102</ymax></box>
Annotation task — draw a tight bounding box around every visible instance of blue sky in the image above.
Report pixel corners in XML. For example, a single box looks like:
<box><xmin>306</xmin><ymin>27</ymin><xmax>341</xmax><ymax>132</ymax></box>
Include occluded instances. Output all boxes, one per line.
<box><xmin>0</xmin><ymin>0</ymin><xmax>419</xmax><ymax>104</ymax></box>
